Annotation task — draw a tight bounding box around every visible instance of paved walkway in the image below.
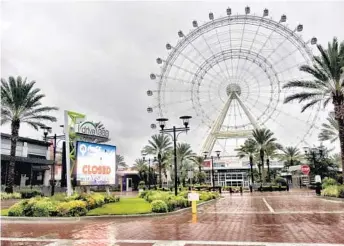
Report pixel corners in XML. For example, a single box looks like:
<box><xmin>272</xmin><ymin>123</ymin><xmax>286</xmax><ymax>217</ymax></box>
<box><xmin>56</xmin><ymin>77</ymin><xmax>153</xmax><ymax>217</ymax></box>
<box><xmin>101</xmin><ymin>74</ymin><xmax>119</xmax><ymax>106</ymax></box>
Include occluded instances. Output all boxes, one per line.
<box><xmin>1</xmin><ymin>192</ymin><xmax>344</xmax><ymax>245</ymax></box>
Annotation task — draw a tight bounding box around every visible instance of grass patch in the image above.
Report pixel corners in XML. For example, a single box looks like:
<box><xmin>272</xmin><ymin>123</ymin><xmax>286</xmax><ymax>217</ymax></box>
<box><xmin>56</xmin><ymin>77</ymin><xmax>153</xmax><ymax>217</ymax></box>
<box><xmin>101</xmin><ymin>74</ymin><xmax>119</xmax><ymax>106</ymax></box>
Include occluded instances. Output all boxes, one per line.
<box><xmin>1</xmin><ymin>209</ymin><xmax>9</xmax><ymax>216</ymax></box>
<box><xmin>87</xmin><ymin>197</ymin><xmax>151</xmax><ymax>216</ymax></box>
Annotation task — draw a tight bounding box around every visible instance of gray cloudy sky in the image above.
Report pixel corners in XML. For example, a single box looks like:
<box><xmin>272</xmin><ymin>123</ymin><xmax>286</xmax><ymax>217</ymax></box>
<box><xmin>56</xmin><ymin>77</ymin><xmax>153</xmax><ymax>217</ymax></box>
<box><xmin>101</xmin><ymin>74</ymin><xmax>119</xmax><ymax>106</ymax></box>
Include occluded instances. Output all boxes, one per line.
<box><xmin>1</xmin><ymin>1</ymin><xmax>344</xmax><ymax>165</ymax></box>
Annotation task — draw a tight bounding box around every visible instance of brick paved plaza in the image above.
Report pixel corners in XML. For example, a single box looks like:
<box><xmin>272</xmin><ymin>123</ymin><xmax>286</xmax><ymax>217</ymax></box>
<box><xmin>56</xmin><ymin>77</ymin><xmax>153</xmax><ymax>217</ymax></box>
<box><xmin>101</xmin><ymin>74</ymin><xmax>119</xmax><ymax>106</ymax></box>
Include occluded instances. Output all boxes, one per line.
<box><xmin>1</xmin><ymin>192</ymin><xmax>344</xmax><ymax>246</ymax></box>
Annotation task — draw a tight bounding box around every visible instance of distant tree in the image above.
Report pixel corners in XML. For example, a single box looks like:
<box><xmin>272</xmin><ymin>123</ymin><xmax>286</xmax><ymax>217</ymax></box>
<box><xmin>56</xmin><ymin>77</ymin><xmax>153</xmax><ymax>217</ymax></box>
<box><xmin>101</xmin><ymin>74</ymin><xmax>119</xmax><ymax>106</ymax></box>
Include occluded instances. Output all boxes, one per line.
<box><xmin>1</xmin><ymin>76</ymin><xmax>58</xmax><ymax>193</ymax></box>
<box><xmin>142</xmin><ymin>134</ymin><xmax>172</xmax><ymax>188</ymax></box>
<box><xmin>279</xmin><ymin>146</ymin><xmax>304</xmax><ymax>168</ymax></box>
<box><xmin>116</xmin><ymin>154</ymin><xmax>127</xmax><ymax>169</ymax></box>
<box><xmin>251</xmin><ymin>128</ymin><xmax>277</xmax><ymax>183</ymax></box>
<box><xmin>133</xmin><ymin>158</ymin><xmax>148</xmax><ymax>182</ymax></box>
<box><xmin>306</xmin><ymin>146</ymin><xmax>337</xmax><ymax>179</ymax></box>
<box><xmin>236</xmin><ymin>138</ymin><xmax>257</xmax><ymax>184</ymax></box>
<box><xmin>265</xmin><ymin>143</ymin><xmax>281</xmax><ymax>182</ymax></box>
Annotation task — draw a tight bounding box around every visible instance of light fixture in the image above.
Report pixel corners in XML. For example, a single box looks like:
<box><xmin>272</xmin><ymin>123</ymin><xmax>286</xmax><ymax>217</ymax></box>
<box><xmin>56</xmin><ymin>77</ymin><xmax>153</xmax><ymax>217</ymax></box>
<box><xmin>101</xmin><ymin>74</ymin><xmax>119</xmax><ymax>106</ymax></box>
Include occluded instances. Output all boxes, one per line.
<box><xmin>156</xmin><ymin>118</ymin><xmax>168</xmax><ymax>130</ymax></box>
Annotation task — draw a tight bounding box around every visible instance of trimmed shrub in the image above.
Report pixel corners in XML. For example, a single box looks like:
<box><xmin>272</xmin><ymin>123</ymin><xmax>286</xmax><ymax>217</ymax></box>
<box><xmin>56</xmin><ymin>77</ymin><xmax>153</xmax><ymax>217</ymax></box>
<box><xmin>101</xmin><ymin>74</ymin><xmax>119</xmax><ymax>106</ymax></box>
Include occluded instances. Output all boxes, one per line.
<box><xmin>322</xmin><ymin>177</ymin><xmax>338</xmax><ymax>189</ymax></box>
<box><xmin>339</xmin><ymin>186</ymin><xmax>344</xmax><ymax>198</ymax></box>
<box><xmin>79</xmin><ymin>193</ymin><xmax>105</xmax><ymax>209</ymax></box>
<box><xmin>0</xmin><ymin>192</ymin><xmax>21</xmax><ymax>200</ymax></box>
<box><xmin>138</xmin><ymin>181</ymin><xmax>145</xmax><ymax>190</ymax></box>
<box><xmin>174</xmin><ymin>196</ymin><xmax>189</xmax><ymax>208</ymax></box>
<box><xmin>19</xmin><ymin>189</ymin><xmax>42</xmax><ymax>199</ymax></box>
<box><xmin>57</xmin><ymin>200</ymin><xmax>87</xmax><ymax>217</ymax></box>
<box><xmin>151</xmin><ymin>200</ymin><xmax>168</xmax><ymax>213</ymax></box>
<box><xmin>166</xmin><ymin>199</ymin><xmax>178</xmax><ymax>212</ymax></box>
<box><xmin>31</xmin><ymin>199</ymin><xmax>57</xmax><ymax>217</ymax></box>
<box><xmin>8</xmin><ymin>200</ymin><xmax>26</xmax><ymax>216</ymax></box>
<box><xmin>322</xmin><ymin>185</ymin><xmax>340</xmax><ymax>197</ymax></box>
<box><xmin>104</xmin><ymin>195</ymin><xmax>120</xmax><ymax>203</ymax></box>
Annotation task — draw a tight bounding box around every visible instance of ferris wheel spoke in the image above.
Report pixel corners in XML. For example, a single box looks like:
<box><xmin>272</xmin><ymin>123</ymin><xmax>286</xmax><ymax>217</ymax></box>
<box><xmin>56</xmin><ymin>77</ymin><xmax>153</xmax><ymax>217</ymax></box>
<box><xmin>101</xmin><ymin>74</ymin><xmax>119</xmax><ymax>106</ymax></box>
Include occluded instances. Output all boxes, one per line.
<box><xmin>187</xmin><ymin>37</ymin><xmax>230</xmax><ymax>82</ymax></box>
<box><xmin>214</xmin><ymin>27</ymin><xmax>232</xmax><ymax>80</ymax></box>
<box><xmin>235</xmin><ymin>16</ymin><xmax>247</xmax><ymax>78</ymax></box>
<box><xmin>199</xmin><ymin>35</ymin><xmax>229</xmax><ymax>82</ymax></box>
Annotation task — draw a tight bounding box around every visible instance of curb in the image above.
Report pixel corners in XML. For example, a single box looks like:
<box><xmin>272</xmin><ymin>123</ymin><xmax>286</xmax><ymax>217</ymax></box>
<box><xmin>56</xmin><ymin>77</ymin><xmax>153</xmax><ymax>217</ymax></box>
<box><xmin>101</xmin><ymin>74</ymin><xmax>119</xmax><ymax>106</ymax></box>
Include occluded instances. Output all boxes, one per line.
<box><xmin>319</xmin><ymin>196</ymin><xmax>344</xmax><ymax>203</ymax></box>
<box><xmin>0</xmin><ymin>198</ymin><xmax>219</xmax><ymax>222</ymax></box>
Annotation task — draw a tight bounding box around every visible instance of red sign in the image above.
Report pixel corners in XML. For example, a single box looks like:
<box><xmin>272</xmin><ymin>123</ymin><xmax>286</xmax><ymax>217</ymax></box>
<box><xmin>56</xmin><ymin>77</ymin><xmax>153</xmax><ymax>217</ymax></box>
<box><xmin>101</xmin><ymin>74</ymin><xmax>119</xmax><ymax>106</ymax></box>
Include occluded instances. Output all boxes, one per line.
<box><xmin>301</xmin><ymin>165</ymin><xmax>310</xmax><ymax>175</ymax></box>
<box><xmin>203</xmin><ymin>160</ymin><xmax>211</xmax><ymax>167</ymax></box>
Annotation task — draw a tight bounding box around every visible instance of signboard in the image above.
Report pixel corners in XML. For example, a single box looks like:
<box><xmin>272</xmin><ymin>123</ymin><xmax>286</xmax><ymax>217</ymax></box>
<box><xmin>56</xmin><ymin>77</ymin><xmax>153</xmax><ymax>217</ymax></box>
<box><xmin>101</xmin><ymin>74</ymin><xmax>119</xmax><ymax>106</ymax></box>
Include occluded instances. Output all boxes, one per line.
<box><xmin>301</xmin><ymin>165</ymin><xmax>310</xmax><ymax>175</ymax></box>
<box><xmin>76</xmin><ymin>141</ymin><xmax>116</xmax><ymax>185</ymax></box>
<box><xmin>315</xmin><ymin>175</ymin><xmax>321</xmax><ymax>183</ymax></box>
<box><xmin>188</xmin><ymin>171</ymin><xmax>194</xmax><ymax>179</ymax></box>
<box><xmin>188</xmin><ymin>192</ymin><xmax>200</xmax><ymax>201</ymax></box>
<box><xmin>76</xmin><ymin>121</ymin><xmax>110</xmax><ymax>139</ymax></box>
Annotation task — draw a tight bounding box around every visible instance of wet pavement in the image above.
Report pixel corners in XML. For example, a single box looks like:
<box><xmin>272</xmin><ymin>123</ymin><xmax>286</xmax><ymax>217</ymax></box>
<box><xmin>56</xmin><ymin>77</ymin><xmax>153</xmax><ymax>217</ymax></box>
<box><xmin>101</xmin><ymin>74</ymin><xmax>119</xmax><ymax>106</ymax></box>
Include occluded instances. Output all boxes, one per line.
<box><xmin>1</xmin><ymin>191</ymin><xmax>344</xmax><ymax>245</ymax></box>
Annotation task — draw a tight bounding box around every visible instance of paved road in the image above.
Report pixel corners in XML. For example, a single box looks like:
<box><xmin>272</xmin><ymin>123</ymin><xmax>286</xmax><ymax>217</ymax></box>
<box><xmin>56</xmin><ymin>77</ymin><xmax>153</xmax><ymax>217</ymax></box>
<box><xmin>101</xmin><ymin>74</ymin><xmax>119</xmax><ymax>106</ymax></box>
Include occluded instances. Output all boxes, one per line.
<box><xmin>1</xmin><ymin>192</ymin><xmax>344</xmax><ymax>246</ymax></box>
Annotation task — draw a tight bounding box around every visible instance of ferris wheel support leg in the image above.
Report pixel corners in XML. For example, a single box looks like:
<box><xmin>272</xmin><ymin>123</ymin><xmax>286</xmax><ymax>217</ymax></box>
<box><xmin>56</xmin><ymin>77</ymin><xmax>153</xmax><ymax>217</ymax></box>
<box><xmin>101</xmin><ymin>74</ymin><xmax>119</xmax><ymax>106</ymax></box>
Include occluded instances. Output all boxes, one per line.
<box><xmin>200</xmin><ymin>94</ymin><xmax>234</xmax><ymax>154</ymax></box>
<box><xmin>234</xmin><ymin>93</ymin><xmax>259</xmax><ymax>129</ymax></box>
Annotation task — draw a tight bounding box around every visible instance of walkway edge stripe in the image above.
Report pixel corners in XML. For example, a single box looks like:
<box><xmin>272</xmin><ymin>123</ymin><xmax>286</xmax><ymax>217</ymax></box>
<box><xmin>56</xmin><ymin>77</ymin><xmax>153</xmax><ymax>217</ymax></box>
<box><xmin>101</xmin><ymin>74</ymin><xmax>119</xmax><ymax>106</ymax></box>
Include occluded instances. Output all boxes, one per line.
<box><xmin>262</xmin><ymin>197</ymin><xmax>275</xmax><ymax>213</ymax></box>
<box><xmin>1</xmin><ymin>238</ymin><xmax>343</xmax><ymax>246</ymax></box>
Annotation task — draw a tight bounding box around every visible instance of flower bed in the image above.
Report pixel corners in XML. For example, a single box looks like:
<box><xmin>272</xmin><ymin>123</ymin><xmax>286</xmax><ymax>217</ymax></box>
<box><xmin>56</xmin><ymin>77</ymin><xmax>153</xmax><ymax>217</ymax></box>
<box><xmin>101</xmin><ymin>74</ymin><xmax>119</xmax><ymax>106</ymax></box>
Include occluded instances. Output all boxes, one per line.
<box><xmin>7</xmin><ymin>193</ymin><xmax>120</xmax><ymax>217</ymax></box>
<box><xmin>139</xmin><ymin>190</ymin><xmax>219</xmax><ymax>213</ymax></box>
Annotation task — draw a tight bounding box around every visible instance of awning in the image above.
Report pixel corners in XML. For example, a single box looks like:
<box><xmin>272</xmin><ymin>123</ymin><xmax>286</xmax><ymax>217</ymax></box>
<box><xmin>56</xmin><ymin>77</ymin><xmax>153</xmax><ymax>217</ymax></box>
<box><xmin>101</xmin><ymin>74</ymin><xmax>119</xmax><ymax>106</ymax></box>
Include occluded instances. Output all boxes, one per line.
<box><xmin>1</xmin><ymin>154</ymin><xmax>53</xmax><ymax>165</ymax></box>
<box><xmin>32</xmin><ymin>165</ymin><xmax>50</xmax><ymax>171</ymax></box>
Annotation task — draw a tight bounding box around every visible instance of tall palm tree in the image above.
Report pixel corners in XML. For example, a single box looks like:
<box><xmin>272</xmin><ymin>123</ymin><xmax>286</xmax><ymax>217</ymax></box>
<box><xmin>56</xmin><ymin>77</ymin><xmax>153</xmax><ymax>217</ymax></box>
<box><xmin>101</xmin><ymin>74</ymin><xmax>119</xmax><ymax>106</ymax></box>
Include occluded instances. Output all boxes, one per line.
<box><xmin>265</xmin><ymin>143</ymin><xmax>280</xmax><ymax>182</ymax></box>
<box><xmin>279</xmin><ymin>146</ymin><xmax>303</xmax><ymax>168</ymax></box>
<box><xmin>142</xmin><ymin>134</ymin><xmax>172</xmax><ymax>187</ymax></box>
<box><xmin>251</xmin><ymin>128</ymin><xmax>277</xmax><ymax>183</ymax></box>
<box><xmin>236</xmin><ymin>138</ymin><xmax>257</xmax><ymax>184</ymax></box>
<box><xmin>330</xmin><ymin>153</ymin><xmax>342</xmax><ymax>169</ymax></box>
<box><xmin>282</xmin><ymin>37</ymin><xmax>344</xmax><ymax>180</ymax></box>
<box><xmin>1</xmin><ymin>76</ymin><xmax>58</xmax><ymax>193</ymax></box>
<box><xmin>318</xmin><ymin>112</ymin><xmax>339</xmax><ymax>143</ymax></box>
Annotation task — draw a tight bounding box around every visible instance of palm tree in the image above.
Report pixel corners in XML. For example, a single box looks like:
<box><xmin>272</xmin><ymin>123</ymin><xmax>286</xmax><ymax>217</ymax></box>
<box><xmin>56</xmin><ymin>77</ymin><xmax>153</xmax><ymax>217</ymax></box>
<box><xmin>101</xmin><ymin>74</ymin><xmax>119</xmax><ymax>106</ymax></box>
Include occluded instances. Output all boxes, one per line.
<box><xmin>176</xmin><ymin>143</ymin><xmax>194</xmax><ymax>186</ymax></box>
<box><xmin>282</xmin><ymin>37</ymin><xmax>344</xmax><ymax>180</ymax></box>
<box><xmin>330</xmin><ymin>153</ymin><xmax>342</xmax><ymax>169</ymax></box>
<box><xmin>1</xmin><ymin>76</ymin><xmax>58</xmax><ymax>193</ymax></box>
<box><xmin>251</xmin><ymin>128</ymin><xmax>277</xmax><ymax>183</ymax></box>
<box><xmin>142</xmin><ymin>134</ymin><xmax>172</xmax><ymax>188</ymax></box>
<box><xmin>116</xmin><ymin>154</ymin><xmax>127</xmax><ymax>170</ymax></box>
<box><xmin>279</xmin><ymin>146</ymin><xmax>303</xmax><ymax>168</ymax></box>
<box><xmin>190</xmin><ymin>156</ymin><xmax>205</xmax><ymax>184</ymax></box>
<box><xmin>265</xmin><ymin>143</ymin><xmax>280</xmax><ymax>182</ymax></box>
<box><xmin>319</xmin><ymin>112</ymin><xmax>339</xmax><ymax>143</ymax></box>
<box><xmin>236</xmin><ymin>138</ymin><xmax>257</xmax><ymax>184</ymax></box>
<box><xmin>133</xmin><ymin>158</ymin><xmax>148</xmax><ymax>182</ymax></box>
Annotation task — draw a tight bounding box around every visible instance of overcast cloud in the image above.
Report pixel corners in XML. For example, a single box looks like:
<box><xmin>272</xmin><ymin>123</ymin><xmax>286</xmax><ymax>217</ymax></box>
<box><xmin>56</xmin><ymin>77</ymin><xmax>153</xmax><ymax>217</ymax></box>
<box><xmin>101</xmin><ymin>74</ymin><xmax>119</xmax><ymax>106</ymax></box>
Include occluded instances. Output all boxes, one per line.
<box><xmin>1</xmin><ymin>1</ymin><xmax>344</xmax><ymax>165</ymax></box>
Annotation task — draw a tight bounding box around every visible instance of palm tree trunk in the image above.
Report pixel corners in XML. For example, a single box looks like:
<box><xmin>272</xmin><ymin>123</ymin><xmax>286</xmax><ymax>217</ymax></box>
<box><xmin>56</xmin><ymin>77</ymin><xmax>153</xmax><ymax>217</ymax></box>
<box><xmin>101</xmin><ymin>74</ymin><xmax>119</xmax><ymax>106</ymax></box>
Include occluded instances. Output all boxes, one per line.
<box><xmin>267</xmin><ymin>158</ymin><xmax>270</xmax><ymax>182</ymax></box>
<box><xmin>158</xmin><ymin>153</ymin><xmax>162</xmax><ymax>188</ymax></box>
<box><xmin>5</xmin><ymin>120</ymin><xmax>20</xmax><ymax>193</ymax></box>
<box><xmin>337</xmin><ymin>116</ymin><xmax>344</xmax><ymax>183</ymax></box>
<box><xmin>260</xmin><ymin>150</ymin><xmax>264</xmax><ymax>183</ymax></box>
<box><xmin>249</xmin><ymin>155</ymin><xmax>254</xmax><ymax>184</ymax></box>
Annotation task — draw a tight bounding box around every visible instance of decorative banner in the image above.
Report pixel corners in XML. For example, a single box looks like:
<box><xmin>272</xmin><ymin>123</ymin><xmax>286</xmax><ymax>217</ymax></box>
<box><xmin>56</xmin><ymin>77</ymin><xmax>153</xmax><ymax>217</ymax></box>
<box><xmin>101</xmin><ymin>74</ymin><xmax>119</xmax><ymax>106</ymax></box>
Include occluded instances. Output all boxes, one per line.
<box><xmin>76</xmin><ymin>141</ymin><xmax>116</xmax><ymax>185</ymax></box>
<box><xmin>301</xmin><ymin>165</ymin><xmax>310</xmax><ymax>175</ymax></box>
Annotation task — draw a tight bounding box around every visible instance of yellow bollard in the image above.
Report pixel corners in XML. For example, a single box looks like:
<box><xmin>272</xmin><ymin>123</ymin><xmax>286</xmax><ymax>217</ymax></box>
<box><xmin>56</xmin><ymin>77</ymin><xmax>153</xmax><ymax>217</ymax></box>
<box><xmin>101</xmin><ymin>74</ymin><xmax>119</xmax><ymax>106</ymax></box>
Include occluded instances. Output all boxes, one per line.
<box><xmin>192</xmin><ymin>213</ymin><xmax>197</xmax><ymax>223</ymax></box>
<box><xmin>192</xmin><ymin>200</ymin><xmax>197</xmax><ymax>214</ymax></box>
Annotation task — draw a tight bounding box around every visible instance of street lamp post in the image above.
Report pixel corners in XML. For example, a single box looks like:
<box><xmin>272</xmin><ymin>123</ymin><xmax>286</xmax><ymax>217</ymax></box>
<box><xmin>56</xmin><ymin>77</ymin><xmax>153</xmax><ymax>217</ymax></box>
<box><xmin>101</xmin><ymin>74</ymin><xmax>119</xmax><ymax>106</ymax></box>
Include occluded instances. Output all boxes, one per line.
<box><xmin>203</xmin><ymin>151</ymin><xmax>221</xmax><ymax>188</ymax></box>
<box><xmin>142</xmin><ymin>156</ymin><xmax>157</xmax><ymax>190</ymax></box>
<box><xmin>156</xmin><ymin>116</ymin><xmax>192</xmax><ymax>196</ymax></box>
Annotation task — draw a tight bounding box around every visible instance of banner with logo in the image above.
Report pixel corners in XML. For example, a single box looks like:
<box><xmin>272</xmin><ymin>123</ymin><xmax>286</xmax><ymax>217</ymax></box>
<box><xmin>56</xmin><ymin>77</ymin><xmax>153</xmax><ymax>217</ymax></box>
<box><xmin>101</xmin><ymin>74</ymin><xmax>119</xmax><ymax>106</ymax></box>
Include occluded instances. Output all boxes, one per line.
<box><xmin>76</xmin><ymin>141</ymin><xmax>116</xmax><ymax>185</ymax></box>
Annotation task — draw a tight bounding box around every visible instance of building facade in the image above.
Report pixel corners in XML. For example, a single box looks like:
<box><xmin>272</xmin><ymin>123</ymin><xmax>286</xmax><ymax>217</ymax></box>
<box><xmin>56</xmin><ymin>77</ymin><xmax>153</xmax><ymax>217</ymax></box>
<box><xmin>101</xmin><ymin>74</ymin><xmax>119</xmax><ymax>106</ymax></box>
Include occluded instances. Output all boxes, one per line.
<box><xmin>1</xmin><ymin>133</ymin><xmax>53</xmax><ymax>188</ymax></box>
<box><xmin>203</xmin><ymin>156</ymin><xmax>284</xmax><ymax>187</ymax></box>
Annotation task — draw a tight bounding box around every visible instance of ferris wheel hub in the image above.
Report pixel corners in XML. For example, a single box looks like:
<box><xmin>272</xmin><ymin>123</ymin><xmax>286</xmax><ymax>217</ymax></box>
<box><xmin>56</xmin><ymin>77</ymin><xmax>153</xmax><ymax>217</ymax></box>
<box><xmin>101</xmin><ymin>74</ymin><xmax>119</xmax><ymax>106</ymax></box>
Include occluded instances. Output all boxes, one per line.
<box><xmin>226</xmin><ymin>83</ymin><xmax>242</xmax><ymax>96</ymax></box>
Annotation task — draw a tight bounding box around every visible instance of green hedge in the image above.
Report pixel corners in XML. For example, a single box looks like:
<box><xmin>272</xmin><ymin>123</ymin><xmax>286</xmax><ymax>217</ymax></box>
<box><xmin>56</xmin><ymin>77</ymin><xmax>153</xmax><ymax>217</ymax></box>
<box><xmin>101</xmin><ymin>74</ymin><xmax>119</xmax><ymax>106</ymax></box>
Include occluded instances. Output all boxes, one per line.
<box><xmin>7</xmin><ymin>192</ymin><xmax>120</xmax><ymax>217</ymax></box>
<box><xmin>0</xmin><ymin>192</ymin><xmax>22</xmax><ymax>200</ymax></box>
<box><xmin>18</xmin><ymin>189</ymin><xmax>42</xmax><ymax>199</ymax></box>
<box><xmin>322</xmin><ymin>178</ymin><xmax>338</xmax><ymax>189</ymax></box>
<box><xmin>140</xmin><ymin>190</ymin><xmax>219</xmax><ymax>212</ymax></box>
<box><xmin>322</xmin><ymin>185</ymin><xmax>344</xmax><ymax>198</ymax></box>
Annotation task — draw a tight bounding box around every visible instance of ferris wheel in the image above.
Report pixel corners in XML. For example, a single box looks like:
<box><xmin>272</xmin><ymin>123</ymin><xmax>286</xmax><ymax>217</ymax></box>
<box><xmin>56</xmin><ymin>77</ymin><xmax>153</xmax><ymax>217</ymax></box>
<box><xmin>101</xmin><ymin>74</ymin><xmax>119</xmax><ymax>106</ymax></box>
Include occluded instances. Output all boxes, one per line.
<box><xmin>147</xmin><ymin>7</ymin><xmax>321</xmax><ymax>155</ymax></box>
